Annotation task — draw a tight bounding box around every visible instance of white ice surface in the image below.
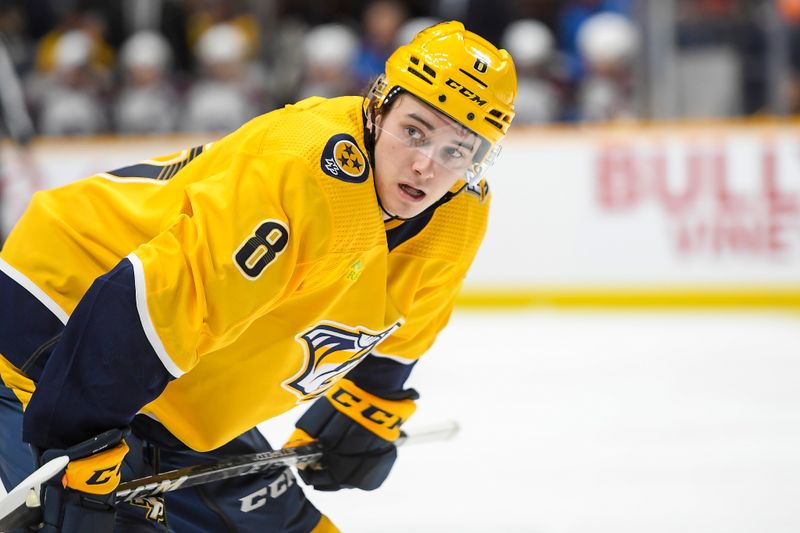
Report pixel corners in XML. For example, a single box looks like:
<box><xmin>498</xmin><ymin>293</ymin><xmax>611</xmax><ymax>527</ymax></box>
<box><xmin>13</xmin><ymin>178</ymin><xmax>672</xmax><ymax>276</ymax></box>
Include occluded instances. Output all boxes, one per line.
<box><xmin>258</xmin><ymin>309</ymin><xmax>800</xmax><ymax>533</ymax></box>
<box><xmin>2</xmin><ymin>310</ymin><xmax>798</xmax><ymax>532</ymax></box>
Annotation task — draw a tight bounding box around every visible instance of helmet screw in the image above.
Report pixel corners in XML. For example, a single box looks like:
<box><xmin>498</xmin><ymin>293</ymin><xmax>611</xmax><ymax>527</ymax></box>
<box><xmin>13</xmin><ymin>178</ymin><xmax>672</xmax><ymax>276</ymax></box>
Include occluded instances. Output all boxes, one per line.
<box><xmin>438</xmin><ymin>95</ymin><xmax>446</xmax><ymax>102</ymax></box>
<box><xmin>467</xmin><ymin>112</ymin><xmax>475</xmax><ymax>120</ymax></box>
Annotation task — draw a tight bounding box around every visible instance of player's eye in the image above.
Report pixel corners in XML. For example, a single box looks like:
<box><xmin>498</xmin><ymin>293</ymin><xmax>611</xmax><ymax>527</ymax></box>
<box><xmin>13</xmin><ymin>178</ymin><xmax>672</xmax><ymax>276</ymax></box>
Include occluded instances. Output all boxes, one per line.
<box><xmin>442</xmin><ymin>146</ymin><xmax>465</xmax><ymax>160</ymax></box>
<box><xmin>404</xmin><ymin>126</ymin><xmax>426</xmax><ymax>145</ymax></box>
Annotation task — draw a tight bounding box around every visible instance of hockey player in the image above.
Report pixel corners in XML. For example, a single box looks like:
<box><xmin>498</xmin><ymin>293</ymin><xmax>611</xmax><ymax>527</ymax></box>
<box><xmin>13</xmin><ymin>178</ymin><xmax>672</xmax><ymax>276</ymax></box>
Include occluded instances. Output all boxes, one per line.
<box><xmin>0</xmin><ymin>21</ymin><xmax>516</xmax><ymax>532</ymax></box>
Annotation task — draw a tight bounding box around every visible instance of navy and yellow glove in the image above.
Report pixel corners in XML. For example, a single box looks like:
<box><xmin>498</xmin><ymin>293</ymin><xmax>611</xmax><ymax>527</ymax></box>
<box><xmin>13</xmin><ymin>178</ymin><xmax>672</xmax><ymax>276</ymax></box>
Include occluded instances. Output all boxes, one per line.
<box><xmin>286</xmin><ymin>378</ymin><xmax>417</xmax><ymax>491</ymax></box>
<box><xmin>37</xmin><ymin>428</ymin><xmax>129</xmax><ymax>533</ymax></box>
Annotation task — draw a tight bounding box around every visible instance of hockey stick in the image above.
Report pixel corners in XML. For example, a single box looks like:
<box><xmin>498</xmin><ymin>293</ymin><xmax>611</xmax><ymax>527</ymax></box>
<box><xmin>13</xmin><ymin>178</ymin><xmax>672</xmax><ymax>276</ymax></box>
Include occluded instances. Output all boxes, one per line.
<box><xmin>118</xmin><ymin>420</ymin><xmax>459</xmax><ymax>501</ymax></box>
<box><xmin>0</xmin><ymin>421</ymin><xmax>459</xmax><ymax>531</ymax></box>
<box><xmin>0</xmin><ymin>456</ymin><xmax>68</xmax><ymax>532</ymax></box>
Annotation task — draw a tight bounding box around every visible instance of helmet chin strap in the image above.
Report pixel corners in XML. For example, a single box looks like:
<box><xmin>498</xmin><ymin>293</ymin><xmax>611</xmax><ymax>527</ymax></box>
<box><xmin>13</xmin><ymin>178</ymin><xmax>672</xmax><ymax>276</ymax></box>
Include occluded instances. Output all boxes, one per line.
<box><xmin>377</xmin><ymin>194</ymin><xmax>402</xmax><ymax>221</ymax></box>
<box><xmin>364</xmin><ymin>98</ymin><xmax>401</xmax><ymax>222</ymax></box>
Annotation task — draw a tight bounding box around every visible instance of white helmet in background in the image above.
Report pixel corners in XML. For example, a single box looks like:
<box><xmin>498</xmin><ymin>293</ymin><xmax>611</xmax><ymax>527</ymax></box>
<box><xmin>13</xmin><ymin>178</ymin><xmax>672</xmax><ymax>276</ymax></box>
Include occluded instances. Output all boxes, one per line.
<box><xmin>577</xmin><ymin>12</ymin><xmax>639</xmax><ymax>67</ymax></box>
<box><xmin>195</xmin><ymin>23</ymin><xmax>248</xmax><ymax>66</ymax></box>
<box><xmin>54</xmin><ymin>30</ymin><xmax>93</xmax><ymax>71</ymax></box>
<box><xmin>395</xmin><ymin>17</ymin><xmax>440</xmax><ymax>47</ymax></box>
<box><xmin>302</xmin><ymin>23</ymin><xmax>358</xmax><ymax>68</ymax></box>
<box><xmin>501</xmin><ymin>19</ymin><xmax>554</xmax><ymax>69</ymax></box>
<box><xmin>120</xmin><ymin>31</ymin><xmax>172</xmax><ymax>71</ymax></box>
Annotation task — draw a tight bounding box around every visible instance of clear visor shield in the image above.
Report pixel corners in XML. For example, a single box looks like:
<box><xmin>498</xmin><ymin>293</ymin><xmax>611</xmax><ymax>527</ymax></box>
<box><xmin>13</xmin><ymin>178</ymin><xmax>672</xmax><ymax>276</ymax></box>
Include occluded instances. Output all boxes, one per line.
<box><xmin>377</xmin><ymin>120</ymin><xmax>500</xmax><ymax>185</ymax></box>
<box><xmin>375</xmin><ymin>119</ymin><xmax>500</xmax><ymax>186</ymax></box>
<box><xmin>369</xmin><ymin>79</ymin><xmax>502</xmax><ymax>186</ymax></box>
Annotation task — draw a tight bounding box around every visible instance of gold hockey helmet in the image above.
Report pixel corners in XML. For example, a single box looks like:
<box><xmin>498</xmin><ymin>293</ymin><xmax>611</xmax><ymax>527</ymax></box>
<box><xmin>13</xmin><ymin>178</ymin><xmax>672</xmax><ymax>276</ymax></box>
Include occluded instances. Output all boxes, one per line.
<box><xmin>366</xmin><ymin>21</ymin><xmax>517</xmax><ymax>185</ymax></box>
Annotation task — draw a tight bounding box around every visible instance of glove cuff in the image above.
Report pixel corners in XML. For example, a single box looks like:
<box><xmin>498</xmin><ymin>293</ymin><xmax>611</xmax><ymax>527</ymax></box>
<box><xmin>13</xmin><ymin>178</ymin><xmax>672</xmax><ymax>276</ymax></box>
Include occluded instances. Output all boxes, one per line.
<box><xmin>40</xmin><ymin>428</ymin><xmax>130</xmax><ymax>495</ymax></box>
<box><xmin>62</xmin><ymin>441</ymin><xmax>128</xmax><ymax>494</ymax></box>
<box><xmin>284</xmin><ymin>428</ymin><xmax>315</xmax><ymax>449</ymax></box>
<box><xmin>324</xmin><ymin>379</ymin><xmax>416</xmax><ymax>442</ymax></box>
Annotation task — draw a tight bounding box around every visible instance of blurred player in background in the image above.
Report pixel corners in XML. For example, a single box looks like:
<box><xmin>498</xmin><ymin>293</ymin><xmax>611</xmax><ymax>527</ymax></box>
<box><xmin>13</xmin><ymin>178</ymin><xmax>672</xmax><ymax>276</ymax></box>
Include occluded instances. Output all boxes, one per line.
<box><xmin>29</xmin><ymin>28</ymin><xmax>110</xmax><ymax>136</ymax></box>
<box><xmin>353</xmin><ymin>0</ymin><xmax>408</xmax><ymax>86</ymax></box>
<box><xmin>113</xmin><ymin>31</ymin><xmax>180</xmax><ymax>135</ymax></box>
<box><xmin>576</xmin><ymin>12</ymin><xmax>639</xmax><ymax>122</ymax></box>
<box><xmin>0</xmin><ymin>21</ymin><xmax>516</xmax><ymax>532</ymax></box>
<box><xmin>181</xmin><ymin>22</ymin><xmax>271</xmax><ymax>134</ymax></box>
<box><xmin>295</xmin><ymin>23</ymin><xmax>359</xmax><ymax>100</ymax></box>
<box><xmin>501</xmin><ymin>19</ymin><xmax>563</xmax><ymax>124</ymax></box>
<box><xmin>395</xmin><ymin>16</ymin><xmax>441</xmax><ymax>47</ymax></box>
<box><xmin>0</xmin><ymin>34</ymin><xmax>36</xmax><ymax>245</ymax></box>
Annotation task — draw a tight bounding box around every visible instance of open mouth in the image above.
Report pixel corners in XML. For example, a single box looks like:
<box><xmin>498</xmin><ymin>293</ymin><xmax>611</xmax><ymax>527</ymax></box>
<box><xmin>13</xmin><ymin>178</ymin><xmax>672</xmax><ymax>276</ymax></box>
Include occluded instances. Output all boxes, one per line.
<box><xmin>399</xmin><ymin>183</ymin><xmax>425</xmax><ymax>200</ymax></box>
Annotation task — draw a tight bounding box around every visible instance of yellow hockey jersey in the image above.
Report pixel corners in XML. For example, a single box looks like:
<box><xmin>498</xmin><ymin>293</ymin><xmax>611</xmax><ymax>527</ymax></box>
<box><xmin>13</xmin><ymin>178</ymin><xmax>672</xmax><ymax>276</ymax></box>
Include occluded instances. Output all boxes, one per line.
<box><xmin>0</xmin><ymin>96</ymin><xmax>490</xmax><ymax>451</ymax></box>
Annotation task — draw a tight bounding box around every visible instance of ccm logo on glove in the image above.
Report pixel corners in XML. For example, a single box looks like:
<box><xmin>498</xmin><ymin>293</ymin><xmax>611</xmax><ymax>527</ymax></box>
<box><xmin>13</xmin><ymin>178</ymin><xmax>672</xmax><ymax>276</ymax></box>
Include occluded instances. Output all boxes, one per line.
<box><xmin>63</xmin><ymin>441</ymin><xmax>129</xmax><ymax>494</ymax></box>
<box><xmin>325</xmin><ymin>379</ymin><xmax>416</xmax><ymax>442</ymax></box>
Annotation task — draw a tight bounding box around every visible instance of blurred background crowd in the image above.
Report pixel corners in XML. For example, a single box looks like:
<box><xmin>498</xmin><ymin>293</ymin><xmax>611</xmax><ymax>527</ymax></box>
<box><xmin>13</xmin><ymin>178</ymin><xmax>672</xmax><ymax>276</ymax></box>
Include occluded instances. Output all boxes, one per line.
<box><xmin>0</xmin><ymin>0</ymin><xmax>800</xmax><ymax>141</ymax></box>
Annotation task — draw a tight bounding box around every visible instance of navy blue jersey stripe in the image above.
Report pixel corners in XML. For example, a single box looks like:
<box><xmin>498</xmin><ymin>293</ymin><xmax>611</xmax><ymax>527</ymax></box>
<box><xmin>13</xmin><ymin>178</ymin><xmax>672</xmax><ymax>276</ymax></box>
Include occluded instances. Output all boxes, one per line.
<box><xmin>107</xmin><ymin>162</ymin><xmax>163</xmax><ymax>179</ymax></box>
<box><xmin>346</xmin><ymin>354</ymin><xmax>416</xmax><ymax>395</ymax></box>
<box><xmin>107</xmin><ymin>145</ymin><xmax>205</xmax><ymax>181</ymax></box>
<box><xmin>22</xmin><ymin>258</ymin><xmax>173</xmax><ymax>450</ymax></box>
<box><xmin>0</xmin><ymin>269</ymin><xmax>64</xmax><ymax>381</ymax></box>
<box><xmin>385</xmin><ymin>210</ymin><xmax>434</xmax><ymax>252</ymax></box>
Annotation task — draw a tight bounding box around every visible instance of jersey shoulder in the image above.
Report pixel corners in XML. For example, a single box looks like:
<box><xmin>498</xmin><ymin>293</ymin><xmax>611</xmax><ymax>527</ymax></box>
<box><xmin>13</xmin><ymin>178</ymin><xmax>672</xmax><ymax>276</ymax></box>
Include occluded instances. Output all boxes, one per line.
<box><xmin>238</xmin><ymin>95</ymin><xmax>366</xmax><ymax>169</ymax></box>
<box><xmin>250</xmin><ymin>96</ymin><xmax>383</xmax><ymax>254</ymax></box>
<box><xmin>389</xmin><ymin>178</ymin><xmax>492</xmax><ymax>264</ymax></box>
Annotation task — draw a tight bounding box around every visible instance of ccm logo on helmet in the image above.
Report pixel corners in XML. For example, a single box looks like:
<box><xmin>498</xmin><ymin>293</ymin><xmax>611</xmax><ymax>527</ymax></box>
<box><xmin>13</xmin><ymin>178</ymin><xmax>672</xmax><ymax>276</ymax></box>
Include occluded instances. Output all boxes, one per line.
<box><xmin>445</xmin><ymin>78</ymin><xmax>487</xmax><ymax>106</ymax></box>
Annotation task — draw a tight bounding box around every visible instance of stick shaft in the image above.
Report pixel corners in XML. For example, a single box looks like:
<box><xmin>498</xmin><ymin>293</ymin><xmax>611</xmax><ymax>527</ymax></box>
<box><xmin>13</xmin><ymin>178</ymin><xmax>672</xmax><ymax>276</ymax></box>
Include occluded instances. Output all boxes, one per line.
<box><xmin>0</xmin><ymin>421</ymin><xmax>459</xmax><ymax>531</ymax></box>
<box><xmin>116</xmin><ymin>444</ymin><xmax>322</xmax><ymax>502</ymax></box>
<box><xmin>116</xmin><ymin>421</ymin><xmax>459</xmax><ymax>502</ymax></box>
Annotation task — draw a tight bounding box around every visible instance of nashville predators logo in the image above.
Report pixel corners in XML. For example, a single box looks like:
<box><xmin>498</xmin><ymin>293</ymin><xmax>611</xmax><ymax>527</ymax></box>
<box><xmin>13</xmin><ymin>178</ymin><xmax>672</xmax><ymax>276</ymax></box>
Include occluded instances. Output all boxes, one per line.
<box><xmin>130</xmin><ymin>496</ymin><xmax>166</xmax><ymax>523</ymax></box>
<box><xmin>320</xmin><ymin>133</ymin><xmax>369</xmax><ymax>183</ymax></box>
<box><xmin>283</xmin><ymin>320</ymin><xmax>401</xmax><ymax>401</ymax></box>
<box><xmin>465</xmin><ymin>178</ymin><xmax>490</xmax><ymax>202</ymax></box>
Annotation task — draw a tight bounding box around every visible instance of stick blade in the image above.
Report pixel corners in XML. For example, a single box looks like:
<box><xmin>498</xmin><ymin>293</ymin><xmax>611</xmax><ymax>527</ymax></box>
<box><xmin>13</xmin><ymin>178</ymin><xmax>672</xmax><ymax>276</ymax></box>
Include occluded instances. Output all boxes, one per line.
<box><xmin>0</xmin><ymin>455</ymin><xmax>68</xmax><ymax>532</ymax></box>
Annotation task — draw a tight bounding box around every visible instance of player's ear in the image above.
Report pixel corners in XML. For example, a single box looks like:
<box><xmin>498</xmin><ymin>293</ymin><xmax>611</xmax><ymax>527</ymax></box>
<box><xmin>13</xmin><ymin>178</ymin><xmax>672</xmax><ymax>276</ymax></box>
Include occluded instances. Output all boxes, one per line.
<box><xmin>368</xmin><ymin>105</ymin><xmax>382</xmax><ymax>130</ymax></box>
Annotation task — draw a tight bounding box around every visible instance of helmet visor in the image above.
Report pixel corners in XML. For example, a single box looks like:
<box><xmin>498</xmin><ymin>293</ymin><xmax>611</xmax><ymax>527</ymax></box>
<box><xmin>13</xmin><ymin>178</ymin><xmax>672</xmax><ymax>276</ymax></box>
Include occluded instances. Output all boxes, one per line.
<box><xmin>370</xmin><ymin>78</ymin><xmax>501</xmax><ymax>185</ymax></box>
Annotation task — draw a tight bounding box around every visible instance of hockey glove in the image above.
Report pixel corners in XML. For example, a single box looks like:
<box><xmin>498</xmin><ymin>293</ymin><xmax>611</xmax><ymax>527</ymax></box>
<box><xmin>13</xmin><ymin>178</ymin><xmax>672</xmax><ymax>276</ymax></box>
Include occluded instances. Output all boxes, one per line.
<box><xmin>286</xmin><ymin>378</ymin><xmax>417</xmax><ymax>491</ymax></box>
<box><xmin>36</xmin><ymin>428</ymin><xmax>129</xmax><ymax>533</ymax></box>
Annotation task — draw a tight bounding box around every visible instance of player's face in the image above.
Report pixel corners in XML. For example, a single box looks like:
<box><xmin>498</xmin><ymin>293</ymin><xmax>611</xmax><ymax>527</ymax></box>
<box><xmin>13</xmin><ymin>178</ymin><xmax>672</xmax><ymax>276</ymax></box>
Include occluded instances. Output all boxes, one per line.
<box><xmin>373</xmin><ymin>94</ymin><xmax>480</xmax><ymax>220</ymax></box>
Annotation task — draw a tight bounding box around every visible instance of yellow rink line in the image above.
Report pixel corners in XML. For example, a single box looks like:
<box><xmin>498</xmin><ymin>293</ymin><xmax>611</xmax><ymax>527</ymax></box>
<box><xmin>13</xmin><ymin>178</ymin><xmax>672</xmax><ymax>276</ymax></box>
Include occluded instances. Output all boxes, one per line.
<box><xmin>455</xmin><ymin>287</ymin><xmax>800</xmax><ymax>309</ymax></box>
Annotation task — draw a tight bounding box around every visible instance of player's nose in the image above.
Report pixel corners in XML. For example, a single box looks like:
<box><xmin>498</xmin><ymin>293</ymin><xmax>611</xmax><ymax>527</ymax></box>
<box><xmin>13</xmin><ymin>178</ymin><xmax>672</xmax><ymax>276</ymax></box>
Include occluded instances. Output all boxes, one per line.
<box><xmin>411</xmin><ymin>152</ymin><xmax>435</xmax><ymax>179</ymax></box>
